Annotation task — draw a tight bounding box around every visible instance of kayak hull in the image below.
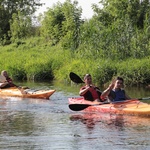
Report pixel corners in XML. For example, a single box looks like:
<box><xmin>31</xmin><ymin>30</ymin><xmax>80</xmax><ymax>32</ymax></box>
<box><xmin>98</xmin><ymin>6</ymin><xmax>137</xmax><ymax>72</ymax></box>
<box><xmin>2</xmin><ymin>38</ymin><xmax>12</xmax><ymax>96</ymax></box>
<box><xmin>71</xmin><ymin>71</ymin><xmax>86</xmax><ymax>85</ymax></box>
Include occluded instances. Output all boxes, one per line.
<box><xmin>69</xmin><ymin>97</ymin><xmax>150</xmax><ymax>116</ymax></box>
<box><xmin>0</xmin><ymin>87</ymin><xmax>55</xmax><ymax>99</ymax></box>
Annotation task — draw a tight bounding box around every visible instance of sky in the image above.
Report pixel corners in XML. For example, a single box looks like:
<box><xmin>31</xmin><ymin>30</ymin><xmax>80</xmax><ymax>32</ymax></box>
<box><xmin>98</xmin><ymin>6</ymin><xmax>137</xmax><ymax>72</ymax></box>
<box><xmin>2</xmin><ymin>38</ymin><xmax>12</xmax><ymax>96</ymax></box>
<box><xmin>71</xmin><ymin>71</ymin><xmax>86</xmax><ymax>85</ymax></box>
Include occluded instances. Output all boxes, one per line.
<box><xmin>36</xmin><ymin>0</ymin><xmax>101</xmax><ymax>19</ymax></box>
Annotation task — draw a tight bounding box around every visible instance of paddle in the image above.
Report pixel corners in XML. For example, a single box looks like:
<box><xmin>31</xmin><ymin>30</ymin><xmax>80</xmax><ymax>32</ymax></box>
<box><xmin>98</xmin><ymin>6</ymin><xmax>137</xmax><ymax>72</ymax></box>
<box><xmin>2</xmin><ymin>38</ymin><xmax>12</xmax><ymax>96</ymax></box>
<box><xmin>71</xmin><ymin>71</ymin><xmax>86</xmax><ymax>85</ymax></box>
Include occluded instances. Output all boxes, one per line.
<box><xmin>0</xmin><ymin>75</ymin><xmax>27</xmax><ymax>94</ymax></box>
<box><xmin>69</xmin><ymin>72</ymin><xmax>84</xmax><ymax>84</ymax></box>
<box><xmin>69</xmin><ymin>102</ymin><xmax>110</xmax><ymax>111</ymax></box>
<box><xmin>138</xmin><ymin>97</ymin><xmax>150</xmax><ymax>100</ymax></box>
<box><xmin>69</xmin><ymin>97</ymin><xmax>150</xmax><ymax>111</ymax></box>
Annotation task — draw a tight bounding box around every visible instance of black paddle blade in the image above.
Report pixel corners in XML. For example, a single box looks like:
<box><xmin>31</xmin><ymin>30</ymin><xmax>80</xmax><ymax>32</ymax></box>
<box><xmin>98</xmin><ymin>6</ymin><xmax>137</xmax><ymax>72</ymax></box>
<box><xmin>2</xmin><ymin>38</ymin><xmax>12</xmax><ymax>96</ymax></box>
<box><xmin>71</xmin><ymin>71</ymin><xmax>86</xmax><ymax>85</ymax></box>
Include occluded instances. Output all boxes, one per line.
<box><xmin>69</xmin><ymin>72</ymin><xmax>84</xmax><ymax>84</ymax></box>
<box><xmin>69</xmin><ymin>104</ymin><xmax>91</xmax><ymax>111</ymax></box>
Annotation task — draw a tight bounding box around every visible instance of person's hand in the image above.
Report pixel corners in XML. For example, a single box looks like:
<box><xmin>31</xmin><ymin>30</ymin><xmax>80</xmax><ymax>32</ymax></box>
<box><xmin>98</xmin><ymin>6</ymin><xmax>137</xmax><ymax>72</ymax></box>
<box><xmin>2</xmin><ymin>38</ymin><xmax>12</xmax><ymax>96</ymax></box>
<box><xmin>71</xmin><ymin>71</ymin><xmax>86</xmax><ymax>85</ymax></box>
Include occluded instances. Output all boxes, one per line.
<box><xmin>93</xmin><ymin>99</ymin><xmax>102</xmax><ymax>104</ymax></box>
<box><xmin>108</xmin><ymin>83</ymin><xmax>114</xmax><ymax>90</ymax></box>
<box><xmin>86</xmin><ymin>84</ymin><xmax>92</xmax><ymax>89</ymax></box>
<box><xmin>108</xmin><ymin>80</ymin><xmax>115</xmax><ymax>90</ymax></box>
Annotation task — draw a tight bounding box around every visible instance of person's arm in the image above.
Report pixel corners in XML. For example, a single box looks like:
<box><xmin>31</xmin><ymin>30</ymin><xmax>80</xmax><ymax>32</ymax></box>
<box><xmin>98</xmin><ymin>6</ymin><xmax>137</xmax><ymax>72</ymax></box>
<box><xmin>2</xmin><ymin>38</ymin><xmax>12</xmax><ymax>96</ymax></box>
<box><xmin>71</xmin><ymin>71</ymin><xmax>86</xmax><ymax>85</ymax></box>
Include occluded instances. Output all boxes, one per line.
<box><xmin>101</xmin><ymin>88</ymin><xmax>111</xmax><ymax>99</ymax></box>
<box><xmin>79</xmin><ymin>86</ymin><xmax>90</xmax><ymax>96</ymax></box>
<box><xmin>101</xmin><ymin>83</ymin><xmax>114</xmax><ymax>99</ymax></box>
<box><xmin>6</xmin><ymin>77</ymin><xmax>13</xmax><ymax>83</ymax></box>
<box><xmin>6</xmin><ymin>77</ymin><xmax>16</xmax><ymax>86</ymax></box>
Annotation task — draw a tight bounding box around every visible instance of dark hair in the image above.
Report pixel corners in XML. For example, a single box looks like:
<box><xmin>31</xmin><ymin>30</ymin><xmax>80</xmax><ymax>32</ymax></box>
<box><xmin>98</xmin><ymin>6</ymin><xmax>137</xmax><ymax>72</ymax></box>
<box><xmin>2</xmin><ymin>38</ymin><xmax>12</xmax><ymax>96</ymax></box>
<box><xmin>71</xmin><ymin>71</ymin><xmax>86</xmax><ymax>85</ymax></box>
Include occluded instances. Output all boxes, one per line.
<box><xmin>116</xmin><ymin>76</ymin><xmax>124</xmax><ymax>83</ymax></box>
<box><xmin>84</xmin><ymin>74</ymin><xmax>91</xmax><ymax>80</ymax></box>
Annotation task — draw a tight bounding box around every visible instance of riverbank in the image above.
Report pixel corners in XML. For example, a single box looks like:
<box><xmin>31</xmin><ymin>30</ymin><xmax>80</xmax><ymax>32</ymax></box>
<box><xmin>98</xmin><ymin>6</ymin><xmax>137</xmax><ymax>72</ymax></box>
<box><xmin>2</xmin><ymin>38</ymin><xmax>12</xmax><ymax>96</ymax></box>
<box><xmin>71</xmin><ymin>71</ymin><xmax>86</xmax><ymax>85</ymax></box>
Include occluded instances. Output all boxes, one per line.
<box><xmin>0</xmin><ymin>37</ymin><xmax>150</xmax><ymax>86</ymax></box>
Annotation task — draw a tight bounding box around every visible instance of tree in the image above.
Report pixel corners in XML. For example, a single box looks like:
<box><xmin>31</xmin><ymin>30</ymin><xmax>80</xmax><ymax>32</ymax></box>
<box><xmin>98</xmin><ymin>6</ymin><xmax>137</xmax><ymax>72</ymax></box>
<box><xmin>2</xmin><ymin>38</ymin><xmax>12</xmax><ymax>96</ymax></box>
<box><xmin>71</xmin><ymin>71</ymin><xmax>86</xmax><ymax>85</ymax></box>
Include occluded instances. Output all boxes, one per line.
<box><xmin>92</xmin><ymin>0</ymin><xmax>150</xmax><ymax>28</ymax></box>
<box><xmin>0</xmin><ymin>0</ymin><xmax>42</xmax><ymax>44</ymax></box>
<box><xmin>40</xmin><ymin>0</ymin><xmax>83</xmax><ymax>49</ymax></box>
<box><xmin>40</xmin><ymin>2</ymin><xmax>65</xmax><ymax>45</ymax></box>
<box><xmin>9</xmin><ymin>11</ymin><xmax>32</xmax><ymax>42</ymax></box>
<box><xmin>78</xmin><ymin>0</ymin><xmax>150</xmax><ymax>60</ymax></box>
<box><xmin>61</xmin><ymin>0</ymin><xmax>83</xmax><ymax>50</ymax></box>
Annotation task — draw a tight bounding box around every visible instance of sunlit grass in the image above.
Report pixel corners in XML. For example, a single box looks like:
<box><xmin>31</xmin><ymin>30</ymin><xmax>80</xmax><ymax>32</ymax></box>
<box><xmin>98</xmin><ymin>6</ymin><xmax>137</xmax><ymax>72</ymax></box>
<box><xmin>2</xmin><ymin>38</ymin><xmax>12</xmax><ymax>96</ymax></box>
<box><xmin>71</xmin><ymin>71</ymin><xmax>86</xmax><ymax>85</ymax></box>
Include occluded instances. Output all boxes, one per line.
<box><xmin>0</xmin><ymin>37</ymin><xmax>150</xmax><ymax>86</ymax></box>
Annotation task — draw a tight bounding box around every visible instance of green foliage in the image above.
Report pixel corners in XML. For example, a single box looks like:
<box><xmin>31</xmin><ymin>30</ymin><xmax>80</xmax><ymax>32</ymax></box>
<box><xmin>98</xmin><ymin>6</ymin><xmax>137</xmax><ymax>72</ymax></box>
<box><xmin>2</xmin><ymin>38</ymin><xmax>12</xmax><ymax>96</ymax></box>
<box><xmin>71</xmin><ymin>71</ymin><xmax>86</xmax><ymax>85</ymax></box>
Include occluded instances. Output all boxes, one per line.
<box><xmin>0</xmin><ymin>0</ymin><xmax>42</xmax><ymax>44</ymax></box>
<box><xmin>40</xmin><ymin>0</ymin><xmax>83</xmax><ymax>49</ymax></box>
<box><xmin>10</xmin><ymin>11</ymin><xmax>32</xmax><ymax>42</ymax></box>
<box><xmin>117</xmin><ymin>58</ymin><xmax>150</xmax><ymax>85</ymax></box>
<box><xmin>40</xmin><ymin>2</ymin><xmax>65</xmax><ymax>45</ymax></box>
<box><xmin>93</xmin><ymin>61</ymin><xmax>117</xmax><ymax>85</ymax></box>
<box><xmin>0</xmin><ymin>0</ymin><xmax>150</xmax><ymax>87</ymax></box>
<box><xmin>78</xmin><ymin>0</ymin><xmax>150</xmax><ymax>60</ymax></box>
<box><xmin>0</xmin><ymin>37</ymin><xmax>150</xmax><ymax>86</ymax></box>
<box><xmin>94</xmin><ymin>0</ymin><xmax>150</xmax><ymax>28</ymax></box>
<box><xmin>78</xmin><ymin>18</ymin><xmax>104</xmax><ymax>59</ymax></box>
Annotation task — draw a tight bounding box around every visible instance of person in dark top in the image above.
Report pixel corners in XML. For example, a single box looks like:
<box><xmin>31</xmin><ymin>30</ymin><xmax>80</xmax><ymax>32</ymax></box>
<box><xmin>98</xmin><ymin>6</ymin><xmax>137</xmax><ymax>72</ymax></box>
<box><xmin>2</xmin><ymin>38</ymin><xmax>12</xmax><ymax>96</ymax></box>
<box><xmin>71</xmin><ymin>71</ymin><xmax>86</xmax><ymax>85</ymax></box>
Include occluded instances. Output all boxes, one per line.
<box><xmin>79</xmin><ymin>74</ymin><xmax>103</xmax><ymax>102</ymax></box>
<box><xmin>101</xmin><ymin>76</ymin><xmax>130</xmax><ymax>102</ymax></box>
<box><xmin>0</xmin><ymin>70</ymin><xmax>15</xmax><ymax>88</ymax></box>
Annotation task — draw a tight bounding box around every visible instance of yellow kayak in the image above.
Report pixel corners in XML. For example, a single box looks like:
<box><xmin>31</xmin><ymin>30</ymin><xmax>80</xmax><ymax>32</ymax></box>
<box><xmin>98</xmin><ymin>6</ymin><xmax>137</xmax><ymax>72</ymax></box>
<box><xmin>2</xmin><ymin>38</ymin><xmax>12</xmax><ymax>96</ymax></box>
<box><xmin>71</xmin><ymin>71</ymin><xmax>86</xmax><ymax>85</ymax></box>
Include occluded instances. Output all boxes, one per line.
<box><xmin>0</xmin><ymin>87</ymin><xmax>55</xmax><ymax>99</ymax></box>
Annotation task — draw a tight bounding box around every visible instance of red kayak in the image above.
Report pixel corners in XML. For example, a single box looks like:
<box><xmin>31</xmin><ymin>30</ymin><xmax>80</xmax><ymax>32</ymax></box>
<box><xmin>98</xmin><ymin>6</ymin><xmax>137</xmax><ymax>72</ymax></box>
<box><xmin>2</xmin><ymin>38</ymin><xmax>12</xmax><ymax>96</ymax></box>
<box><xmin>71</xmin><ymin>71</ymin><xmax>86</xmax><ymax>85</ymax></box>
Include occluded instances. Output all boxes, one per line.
<box><xmin>68</xmin><ymin>97</ymin><xmax>150</xmax><ymax>116</ymax></box>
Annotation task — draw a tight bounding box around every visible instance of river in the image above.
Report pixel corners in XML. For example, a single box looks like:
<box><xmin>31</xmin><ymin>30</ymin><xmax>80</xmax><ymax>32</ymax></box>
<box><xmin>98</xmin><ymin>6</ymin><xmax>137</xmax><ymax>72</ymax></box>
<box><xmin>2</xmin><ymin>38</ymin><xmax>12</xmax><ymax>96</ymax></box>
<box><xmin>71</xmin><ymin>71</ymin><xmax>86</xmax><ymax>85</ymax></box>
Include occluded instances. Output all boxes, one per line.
<box><xmin>0</xmin><ymin>81</ymin><xmax>150</xmax><ymax>150</ymax></box>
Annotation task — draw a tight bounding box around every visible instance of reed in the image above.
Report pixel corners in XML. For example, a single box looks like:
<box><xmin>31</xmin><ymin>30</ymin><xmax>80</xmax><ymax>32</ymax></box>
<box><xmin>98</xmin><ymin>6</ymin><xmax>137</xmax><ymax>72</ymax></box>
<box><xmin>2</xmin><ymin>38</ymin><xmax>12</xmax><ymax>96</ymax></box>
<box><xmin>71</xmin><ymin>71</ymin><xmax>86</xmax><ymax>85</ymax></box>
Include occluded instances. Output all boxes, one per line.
<box><xmin>0</xmin><ymin>37</ymin><xmax>149</xmax><ymax>86</ymax></box>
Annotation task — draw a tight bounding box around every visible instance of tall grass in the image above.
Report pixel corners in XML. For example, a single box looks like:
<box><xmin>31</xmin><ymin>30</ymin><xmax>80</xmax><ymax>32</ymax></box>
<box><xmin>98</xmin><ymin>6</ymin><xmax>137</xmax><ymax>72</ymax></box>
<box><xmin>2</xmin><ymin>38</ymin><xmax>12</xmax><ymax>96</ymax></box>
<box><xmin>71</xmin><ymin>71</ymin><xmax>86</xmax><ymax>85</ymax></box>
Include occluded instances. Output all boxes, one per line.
<box><xmin>0</xmin><ymin>37</ymin><xmax>150</xmax><ymax>86</ymax></box>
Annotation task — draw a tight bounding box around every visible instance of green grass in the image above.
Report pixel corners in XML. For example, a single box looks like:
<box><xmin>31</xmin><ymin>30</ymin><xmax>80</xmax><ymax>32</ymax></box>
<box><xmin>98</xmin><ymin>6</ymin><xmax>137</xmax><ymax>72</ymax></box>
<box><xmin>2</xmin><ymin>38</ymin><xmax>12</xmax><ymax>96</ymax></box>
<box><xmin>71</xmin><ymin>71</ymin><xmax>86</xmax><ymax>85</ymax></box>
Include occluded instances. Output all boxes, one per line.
<box><xmin>0</xmin><ymin>37</ymin><xmax>150</xmax><ymax>86</ymax></box>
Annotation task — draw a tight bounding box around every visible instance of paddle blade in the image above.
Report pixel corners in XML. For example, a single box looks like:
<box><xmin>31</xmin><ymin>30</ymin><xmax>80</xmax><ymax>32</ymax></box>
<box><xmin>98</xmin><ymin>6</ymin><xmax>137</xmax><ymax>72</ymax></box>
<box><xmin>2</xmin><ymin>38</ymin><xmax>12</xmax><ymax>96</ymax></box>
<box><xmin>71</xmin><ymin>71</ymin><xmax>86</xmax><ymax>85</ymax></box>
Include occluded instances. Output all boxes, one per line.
<box><xmin>69</xmin><ymin>72</ymin><xmax>84</xmax><ymax>84</ymax></box>
<box><xmin>69</xmin><ymin>104</ymin><xmax>91</xmax><ymax>111</ymax></box>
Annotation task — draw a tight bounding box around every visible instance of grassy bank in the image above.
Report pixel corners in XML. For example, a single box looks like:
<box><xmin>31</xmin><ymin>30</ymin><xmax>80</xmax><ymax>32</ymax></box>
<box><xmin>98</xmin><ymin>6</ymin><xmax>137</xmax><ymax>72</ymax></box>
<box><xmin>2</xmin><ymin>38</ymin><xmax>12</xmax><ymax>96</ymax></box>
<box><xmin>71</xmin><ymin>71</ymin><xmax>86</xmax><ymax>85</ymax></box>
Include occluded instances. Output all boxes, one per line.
<box><xmin>0</xmin><ymin>37</ymin><xmax>150</xmax><ymax>86</ymax></box>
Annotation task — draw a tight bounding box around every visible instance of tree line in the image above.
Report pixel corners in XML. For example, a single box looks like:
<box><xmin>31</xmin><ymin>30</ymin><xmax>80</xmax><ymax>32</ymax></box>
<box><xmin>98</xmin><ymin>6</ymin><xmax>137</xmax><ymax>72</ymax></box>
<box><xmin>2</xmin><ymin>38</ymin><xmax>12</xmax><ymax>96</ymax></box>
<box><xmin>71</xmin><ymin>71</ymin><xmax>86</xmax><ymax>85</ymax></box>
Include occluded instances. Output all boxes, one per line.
<box><xmin>1</xmin><ymin>0</ymin><xmax>149</xmax><ymax>60</ymax></box>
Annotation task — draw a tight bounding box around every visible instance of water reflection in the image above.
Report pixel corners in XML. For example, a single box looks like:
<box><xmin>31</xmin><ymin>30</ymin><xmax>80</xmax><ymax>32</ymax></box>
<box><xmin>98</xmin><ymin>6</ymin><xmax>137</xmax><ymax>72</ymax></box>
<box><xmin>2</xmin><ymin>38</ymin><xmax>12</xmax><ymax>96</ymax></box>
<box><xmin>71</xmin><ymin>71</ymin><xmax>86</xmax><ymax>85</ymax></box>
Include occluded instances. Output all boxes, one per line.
<box><xmin>0</xmin><ymin>81</ymin><xmax>150</xmax><ymax>150</ymax></box>
<box><xmin>0</xmin><ymin>111</ymin><xmax>35</xmax><ymax>136</ymax></box>
<box><xmin>69</xmin><ymin>111</ymin><xmax>150</xmax><ymax>150</ymax></box>
<box><xmin>70</xmin><ymin>113</ymin><xmax>126</xmax><ymax>131</ymax></box>
<box><xmin>70</xmin><ymin>112</ymin><xmax>150</xmax><ymax>130</ymax></box>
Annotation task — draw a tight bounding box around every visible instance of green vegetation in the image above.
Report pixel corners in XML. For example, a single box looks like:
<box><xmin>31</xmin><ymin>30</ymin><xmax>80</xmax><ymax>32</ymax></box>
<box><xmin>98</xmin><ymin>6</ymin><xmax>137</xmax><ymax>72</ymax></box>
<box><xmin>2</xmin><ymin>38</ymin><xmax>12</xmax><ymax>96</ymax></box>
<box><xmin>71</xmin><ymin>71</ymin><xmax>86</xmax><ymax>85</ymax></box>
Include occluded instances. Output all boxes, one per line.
<box><xmin>0</xmin><ymin>0</ymin><xmax>150</xmax><ymax>86</ymax></box>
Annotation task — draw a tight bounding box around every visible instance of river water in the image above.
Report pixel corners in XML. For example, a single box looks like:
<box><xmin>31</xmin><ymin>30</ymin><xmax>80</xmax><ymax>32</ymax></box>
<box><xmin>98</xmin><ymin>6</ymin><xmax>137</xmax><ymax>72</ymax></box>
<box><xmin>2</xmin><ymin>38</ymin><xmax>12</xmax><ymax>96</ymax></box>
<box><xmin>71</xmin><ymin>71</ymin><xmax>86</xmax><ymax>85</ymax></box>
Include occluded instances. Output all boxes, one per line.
<box><xmin>0</xmin><ymin>81</ymin><xmax>150</xmax><ymax>150</ymax></box>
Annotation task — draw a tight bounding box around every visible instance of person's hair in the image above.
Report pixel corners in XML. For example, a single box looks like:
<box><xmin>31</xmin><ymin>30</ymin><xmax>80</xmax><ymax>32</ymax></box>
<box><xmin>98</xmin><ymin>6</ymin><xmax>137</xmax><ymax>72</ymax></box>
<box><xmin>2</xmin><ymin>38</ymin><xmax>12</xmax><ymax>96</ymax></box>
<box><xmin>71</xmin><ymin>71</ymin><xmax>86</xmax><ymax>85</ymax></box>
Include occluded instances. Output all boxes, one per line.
<box><xmin>84</xmin><ymin>74</ymin><xmax>91</xmax><ymax>80</ymax></box>
<box><xmin>116</xmin><ymin>76</ymin><xmax>124</xmax><ymax>83</ymax></box>
<box><xmin>1</xmin><ymin>70</ymin><xmax>7</xmax><ymax>76</ymax></box>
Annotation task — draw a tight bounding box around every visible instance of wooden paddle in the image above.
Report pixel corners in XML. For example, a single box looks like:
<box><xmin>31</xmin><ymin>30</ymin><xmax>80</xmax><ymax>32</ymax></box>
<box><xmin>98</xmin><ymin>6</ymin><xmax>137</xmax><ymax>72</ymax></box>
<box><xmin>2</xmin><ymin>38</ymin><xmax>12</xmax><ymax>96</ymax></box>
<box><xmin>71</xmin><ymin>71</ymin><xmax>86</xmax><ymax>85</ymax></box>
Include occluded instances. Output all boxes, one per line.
<box><xmin>69</xmin><ymin>72</ymin><xmax>84</xmax><ymax>84</ymax></box>
<box><xmin>69</xmin><ymin>97</ymin><xmax>150</xmax><ymax>111</ymax></box>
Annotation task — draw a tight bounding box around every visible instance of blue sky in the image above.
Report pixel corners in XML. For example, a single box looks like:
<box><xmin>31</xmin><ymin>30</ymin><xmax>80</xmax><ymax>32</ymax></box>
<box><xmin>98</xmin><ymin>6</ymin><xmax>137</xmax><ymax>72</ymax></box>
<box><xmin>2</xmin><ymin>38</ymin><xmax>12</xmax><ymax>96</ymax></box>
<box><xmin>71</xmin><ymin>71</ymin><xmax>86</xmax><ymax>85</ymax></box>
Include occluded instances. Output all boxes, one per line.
<box><xmin>36</xmin><ymin>0</ymin><xmax>101</xmax><ymax>19</ymax></box>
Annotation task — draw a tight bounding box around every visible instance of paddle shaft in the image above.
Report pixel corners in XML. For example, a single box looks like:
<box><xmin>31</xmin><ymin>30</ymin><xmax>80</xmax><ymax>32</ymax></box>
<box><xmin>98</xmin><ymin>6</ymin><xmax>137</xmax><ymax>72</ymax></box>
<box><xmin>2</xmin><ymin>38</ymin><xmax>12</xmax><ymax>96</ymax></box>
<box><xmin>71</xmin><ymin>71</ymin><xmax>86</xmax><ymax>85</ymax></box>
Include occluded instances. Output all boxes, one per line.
<box><xmin>138</xmin><ymin>97</ymin><xmax>150</xmax><ymax>100</ymax></box>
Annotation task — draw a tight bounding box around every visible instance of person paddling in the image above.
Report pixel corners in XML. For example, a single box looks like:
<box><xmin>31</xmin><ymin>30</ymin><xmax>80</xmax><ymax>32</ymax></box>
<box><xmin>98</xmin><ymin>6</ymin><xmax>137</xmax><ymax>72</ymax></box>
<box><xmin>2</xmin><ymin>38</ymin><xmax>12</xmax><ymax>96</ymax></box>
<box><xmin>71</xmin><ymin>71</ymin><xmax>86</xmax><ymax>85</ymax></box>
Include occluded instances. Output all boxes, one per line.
<box><xmin>79</xmin><ymin>74</ymin><xmax>104</xmax><ymax>103</ymax></box>
<box><xmin>101</xmin><ymin>76</ymin><xmax>131</xmax><ymax>102</ymax></box>
<box><xmin>0</xmin><ymin>70</ymin><xmax>15</xmax><ymax>88</ymax></box>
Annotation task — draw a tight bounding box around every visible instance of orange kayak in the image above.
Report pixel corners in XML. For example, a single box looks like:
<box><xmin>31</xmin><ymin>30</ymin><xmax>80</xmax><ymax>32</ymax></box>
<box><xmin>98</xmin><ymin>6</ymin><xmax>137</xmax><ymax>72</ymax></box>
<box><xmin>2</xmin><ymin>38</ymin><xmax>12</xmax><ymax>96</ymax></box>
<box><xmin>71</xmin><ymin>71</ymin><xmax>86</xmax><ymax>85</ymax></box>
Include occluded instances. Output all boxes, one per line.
<box><xmin>68</xmin><ymin>97</ymin><xmax>150</xmax><ymax>116</ymax></box>
<box><xmin>0</xmin><ymin>87</ymin><xmax>55</xmax><ymax>99</ymax></box>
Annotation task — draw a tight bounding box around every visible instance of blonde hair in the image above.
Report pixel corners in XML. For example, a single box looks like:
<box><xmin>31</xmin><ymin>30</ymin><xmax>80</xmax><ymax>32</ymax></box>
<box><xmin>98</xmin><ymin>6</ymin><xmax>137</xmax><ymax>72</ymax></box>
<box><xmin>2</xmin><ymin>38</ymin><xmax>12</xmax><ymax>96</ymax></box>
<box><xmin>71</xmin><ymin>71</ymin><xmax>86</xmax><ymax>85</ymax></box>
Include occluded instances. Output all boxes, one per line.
<box><xmin>1</xmin><ymin>70</ymin><xmax>8</xmax><ymax>77</ymax></box>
